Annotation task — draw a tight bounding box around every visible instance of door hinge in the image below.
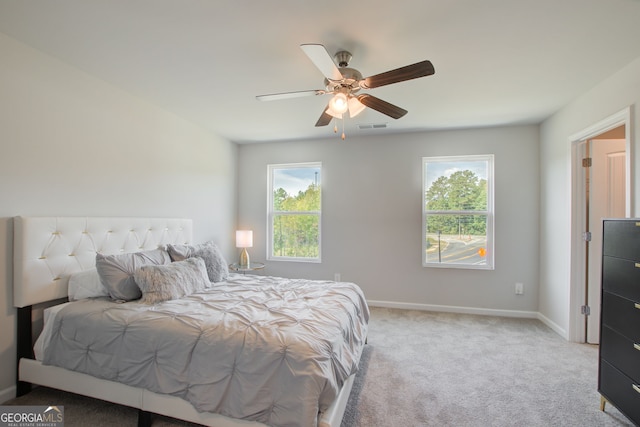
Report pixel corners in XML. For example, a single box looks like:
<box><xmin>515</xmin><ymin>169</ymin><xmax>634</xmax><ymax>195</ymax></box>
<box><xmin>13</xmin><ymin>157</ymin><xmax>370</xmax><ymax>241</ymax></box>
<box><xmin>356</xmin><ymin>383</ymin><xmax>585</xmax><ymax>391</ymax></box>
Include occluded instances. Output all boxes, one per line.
<box><xmin>582</xmin><ymin>231</ymin><xmax>592</xmax><ymax>242</ymax></box>
<box><xmin>581</xmin><ymin>305</ymin><xmax>591</xmax><ymax>316</ymax></box>
<box><xmin>582</xmin><ymin>157</ymin><xmax>592</xmax><ymax>167</ymax></box>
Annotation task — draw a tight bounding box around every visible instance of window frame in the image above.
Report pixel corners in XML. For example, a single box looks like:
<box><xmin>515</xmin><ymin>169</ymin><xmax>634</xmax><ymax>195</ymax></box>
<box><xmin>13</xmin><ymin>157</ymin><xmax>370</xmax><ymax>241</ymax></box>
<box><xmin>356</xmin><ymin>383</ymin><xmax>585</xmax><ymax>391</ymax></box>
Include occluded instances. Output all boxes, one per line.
<box><xmin>422</xmin><ymin>154</ymin><xmax>494</xmax><ymax>270</ymax></box>
<box><xmin>267</xmin><ymin>162</ymin><xmax>322</xmax><ymax>263</ymax></box>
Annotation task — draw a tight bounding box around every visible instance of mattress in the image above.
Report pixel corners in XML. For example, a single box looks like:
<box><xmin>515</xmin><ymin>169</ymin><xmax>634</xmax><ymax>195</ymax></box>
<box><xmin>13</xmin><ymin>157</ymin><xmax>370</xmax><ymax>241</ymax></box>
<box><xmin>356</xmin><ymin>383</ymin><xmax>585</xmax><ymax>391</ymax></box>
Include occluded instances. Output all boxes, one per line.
<box><xmin>37</xmin><ymin>273</ymin><xmax>369</xmax><ymax>427</ymax></box>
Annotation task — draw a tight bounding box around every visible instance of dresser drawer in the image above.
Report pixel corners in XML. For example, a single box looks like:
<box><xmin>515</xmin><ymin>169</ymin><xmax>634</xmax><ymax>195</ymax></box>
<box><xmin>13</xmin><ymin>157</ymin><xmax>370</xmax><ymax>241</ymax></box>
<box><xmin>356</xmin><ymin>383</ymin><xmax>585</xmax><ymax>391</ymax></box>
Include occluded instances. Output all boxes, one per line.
<box><xmin>601</xmin><ymin>326</ymin><xmax>640</xmax><ymax>383</ymax></box>
<box><xmin>603</xmin><ymin>220</ymin><xmax>640</xmax><ymax>260</ymax></box>
<box><xmin>601</xmin><ymin>291</ymin><xmax>640</xmax><ymax>343</ymax></box>
<box><xmin>599</xmin><ymin>360</ymin><xmax>640</xmax><ymax>424</ymax></box>
<box><xmin>602</xmin><ymin>256</ymin><xmax>640</xmax><ymax>302</ymax></box>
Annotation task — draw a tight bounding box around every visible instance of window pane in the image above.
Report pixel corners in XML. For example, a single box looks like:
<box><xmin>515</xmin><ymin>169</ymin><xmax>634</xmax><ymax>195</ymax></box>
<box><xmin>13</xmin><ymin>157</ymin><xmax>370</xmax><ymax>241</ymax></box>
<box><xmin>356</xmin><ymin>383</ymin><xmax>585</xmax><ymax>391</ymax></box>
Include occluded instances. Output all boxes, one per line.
<box><xmin>425</xmin><ymin>214</ymin><xmax>488</xmax><ymax>265</ymax></box>
<box><xmin>268</xmin><ymin>162</ymin><xmax>322</xmax><ymax>263</ymax></box>
<box><xmin>272</xmin><ymin>214</ymin><xmax>319</xmax><ymax>258</ymax></box>
<box><xmin>423</xmin><ymin>154</ymin><xmax>493</xmax><ymax>269</ymax></box>
<box><xmin>272</xmin><ymin>167</ymin><xmax>321</xmax><ymax>212</ymax></box>
<box><xmin>425</xmin><ymin>160</ymin><xmax>488</xmax><ymax>211</ymax></box>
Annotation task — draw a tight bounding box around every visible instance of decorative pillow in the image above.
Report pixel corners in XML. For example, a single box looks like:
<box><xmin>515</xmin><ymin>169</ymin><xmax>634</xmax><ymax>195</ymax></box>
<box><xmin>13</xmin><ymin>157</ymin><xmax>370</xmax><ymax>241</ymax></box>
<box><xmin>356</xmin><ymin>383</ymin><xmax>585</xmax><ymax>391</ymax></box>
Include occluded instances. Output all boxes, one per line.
<box><xmin>68</xmin><ymin>268</ymin><xmax>109</xmax><ymax>301</ymax></box>
<box><xmin>167</xmin><ymin>241</ymin><xmax>228</xmax><ymax>283</ymax></box>
<box><xmin>96</xmin><ymin>248</ymin><xmax>171</xmax><ymax>301</ymax></box>
<box><xmin>135</xmin><ymin>257</ymin><xmax>209</xmax><ymax>304</ymax></box>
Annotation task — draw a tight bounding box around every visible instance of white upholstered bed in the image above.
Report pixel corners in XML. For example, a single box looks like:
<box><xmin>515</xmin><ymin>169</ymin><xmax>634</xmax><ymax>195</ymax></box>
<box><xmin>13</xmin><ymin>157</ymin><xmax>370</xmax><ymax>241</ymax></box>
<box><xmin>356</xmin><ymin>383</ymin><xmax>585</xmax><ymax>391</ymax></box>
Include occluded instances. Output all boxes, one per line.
<box><xmin>14</xmin><ymin>216</ymin><xmax>368</xmax><ymax>427</ymax></box>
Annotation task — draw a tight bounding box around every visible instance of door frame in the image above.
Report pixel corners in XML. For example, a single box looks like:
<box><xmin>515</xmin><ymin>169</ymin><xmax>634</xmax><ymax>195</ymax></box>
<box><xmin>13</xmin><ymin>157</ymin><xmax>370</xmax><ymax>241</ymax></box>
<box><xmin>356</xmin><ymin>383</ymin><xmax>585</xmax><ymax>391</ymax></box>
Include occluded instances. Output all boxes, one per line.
<box><xmin>569</xmin><ymin>106</ymin><xmax>632</xmax><ymax>343</ymax></box>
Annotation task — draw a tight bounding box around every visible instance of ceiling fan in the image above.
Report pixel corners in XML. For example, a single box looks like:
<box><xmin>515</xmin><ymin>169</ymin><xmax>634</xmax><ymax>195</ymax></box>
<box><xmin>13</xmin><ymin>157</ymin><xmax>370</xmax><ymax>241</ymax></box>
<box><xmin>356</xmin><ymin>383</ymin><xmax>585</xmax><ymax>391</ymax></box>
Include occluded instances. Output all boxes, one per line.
<box><xmin>256</xmin><ymin>44</ymin><xmax>435</xmax><ymax>133</ymax></box>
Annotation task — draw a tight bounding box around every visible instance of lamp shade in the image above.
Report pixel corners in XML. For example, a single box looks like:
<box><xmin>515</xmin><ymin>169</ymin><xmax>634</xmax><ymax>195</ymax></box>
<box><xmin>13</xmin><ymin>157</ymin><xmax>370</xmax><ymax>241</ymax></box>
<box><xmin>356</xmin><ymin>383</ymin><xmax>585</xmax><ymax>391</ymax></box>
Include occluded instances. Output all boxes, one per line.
<box><xmin>329</xmin><ymin>93</ymin><xmax>348</xmax><ymax>114</ymax></box>
<box><xmin>325</xmin><ymin>107</ymin><xmax>343</xmax><ymax>119</ymax></box>
<box><xmin>348</xmin><ymin>96</ymin><xmax>366</xmax><ymax>118</ymax></box>
<box><xmin>236</xmin><ymin>230</ymin><xmax>253</xmax><ymax>248</ymax></box>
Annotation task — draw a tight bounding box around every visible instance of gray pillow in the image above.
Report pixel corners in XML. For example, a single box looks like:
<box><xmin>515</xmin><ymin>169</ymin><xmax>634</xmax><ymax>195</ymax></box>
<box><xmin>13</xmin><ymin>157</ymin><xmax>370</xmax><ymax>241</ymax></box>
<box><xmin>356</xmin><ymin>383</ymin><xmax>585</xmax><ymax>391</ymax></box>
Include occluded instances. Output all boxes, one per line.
<box><xmin>135</xmin><ymin>257</ymin><xmax>210</xmax><ymax>304</ymax></box>
<box><xmin>167</xmin><ymin>241</ymin><xmax>228</xmax><ymax>283</ymax></box>
<box><xmin>96</xmin><ymin>248</ymin><xmax>171</xmax><ymax>301</ymax></box>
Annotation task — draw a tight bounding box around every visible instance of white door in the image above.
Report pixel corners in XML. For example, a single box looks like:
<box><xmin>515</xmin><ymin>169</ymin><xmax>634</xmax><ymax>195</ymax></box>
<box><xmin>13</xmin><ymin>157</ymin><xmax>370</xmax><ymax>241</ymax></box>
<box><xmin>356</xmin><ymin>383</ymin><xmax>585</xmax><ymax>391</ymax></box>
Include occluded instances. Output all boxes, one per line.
<box><xmin>586</xmin><ymin>138</ymin><xmax>626</xmax><ymax>344</ymax></box>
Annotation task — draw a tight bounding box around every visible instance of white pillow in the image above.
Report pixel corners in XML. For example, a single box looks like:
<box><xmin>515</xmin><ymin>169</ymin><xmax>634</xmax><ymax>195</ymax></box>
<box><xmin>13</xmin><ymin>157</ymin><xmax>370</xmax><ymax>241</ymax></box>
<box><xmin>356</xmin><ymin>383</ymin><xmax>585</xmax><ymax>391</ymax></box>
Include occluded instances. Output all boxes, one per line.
<box><xmin>68</xmin><ymin>268</ymin><xmax>109</xmax><ymax>301</ymax></box>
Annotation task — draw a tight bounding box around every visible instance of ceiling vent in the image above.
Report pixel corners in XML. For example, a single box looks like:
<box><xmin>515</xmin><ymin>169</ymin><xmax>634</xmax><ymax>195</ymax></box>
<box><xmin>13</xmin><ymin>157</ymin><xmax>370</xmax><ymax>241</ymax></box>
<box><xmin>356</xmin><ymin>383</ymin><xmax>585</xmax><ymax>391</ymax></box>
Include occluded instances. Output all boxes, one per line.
<box><xmin>358</xmin><ymin>123</ymin><xmax>388</xmax><ymax>130</ymax></box>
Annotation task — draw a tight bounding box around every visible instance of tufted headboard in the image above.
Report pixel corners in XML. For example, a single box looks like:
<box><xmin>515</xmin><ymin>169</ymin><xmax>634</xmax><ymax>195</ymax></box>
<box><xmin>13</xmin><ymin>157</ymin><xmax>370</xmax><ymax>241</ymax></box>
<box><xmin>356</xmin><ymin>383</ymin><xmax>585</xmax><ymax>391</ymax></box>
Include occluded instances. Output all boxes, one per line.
<box><xmin>13</xmin><ymin>216</ymin><xmax>193</xmax><ymax>308</ymax></box>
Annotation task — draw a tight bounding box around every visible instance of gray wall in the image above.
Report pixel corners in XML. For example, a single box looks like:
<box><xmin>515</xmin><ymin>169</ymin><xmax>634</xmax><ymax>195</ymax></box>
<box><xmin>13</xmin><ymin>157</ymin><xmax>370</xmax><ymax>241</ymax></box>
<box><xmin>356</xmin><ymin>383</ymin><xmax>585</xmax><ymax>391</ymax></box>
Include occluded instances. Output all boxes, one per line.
<box><xmin>0</xmin><ymin>33</ymin><xmax>237</xmax><ymax>400</ymax></box>
<box><xmin>238</xmin><ymin>125</ymin><xmax>540</xmax><ymax>315</ymax></box>
<box><xmin>539</xmin><ymin>55</ymin><xmax>640</xmax><ymax>339</ymax></box>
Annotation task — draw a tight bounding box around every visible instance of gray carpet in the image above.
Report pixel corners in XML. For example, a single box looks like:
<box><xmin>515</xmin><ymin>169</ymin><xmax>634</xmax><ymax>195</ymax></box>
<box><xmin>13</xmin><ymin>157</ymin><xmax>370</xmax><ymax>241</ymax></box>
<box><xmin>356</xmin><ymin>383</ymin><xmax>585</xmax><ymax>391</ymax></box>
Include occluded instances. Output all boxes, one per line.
<box><xmin>3</xmin><ymin>307</ymin><xmax>634</xmax><ymax>426</ymax></box>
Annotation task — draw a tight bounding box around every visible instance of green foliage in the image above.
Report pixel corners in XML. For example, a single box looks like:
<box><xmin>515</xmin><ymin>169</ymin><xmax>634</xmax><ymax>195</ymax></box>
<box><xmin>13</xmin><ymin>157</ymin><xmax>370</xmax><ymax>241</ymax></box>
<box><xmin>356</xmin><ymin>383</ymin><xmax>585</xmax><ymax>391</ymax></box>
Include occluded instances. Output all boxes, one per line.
<box><xmin>272</xmin><ymin>183</ymin><xmax>320</xmax><ymax>258</ymax></box>
<box><xmin>273</xmin><ymin>188</ymin><xmax>288</xmax><ymax>211</ymax></box>
<box><xmin>277</xmin><ymin>183</ymin><xmax>320</xmax><ymax>212</ymax></box>
<box><xmin>425</xmin><ymin>170</ymin><xmax>487</xmax><ymax>236</ymax></box>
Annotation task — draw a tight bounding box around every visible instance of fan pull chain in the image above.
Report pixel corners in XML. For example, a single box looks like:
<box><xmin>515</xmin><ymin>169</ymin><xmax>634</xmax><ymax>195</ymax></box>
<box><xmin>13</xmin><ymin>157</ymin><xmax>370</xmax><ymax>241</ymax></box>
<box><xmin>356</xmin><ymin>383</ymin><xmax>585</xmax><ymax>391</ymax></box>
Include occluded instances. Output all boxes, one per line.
<box><xmin>331</xmin><ymin>116</ymin><xmax>346</xmax><ymax>140</ymax></box>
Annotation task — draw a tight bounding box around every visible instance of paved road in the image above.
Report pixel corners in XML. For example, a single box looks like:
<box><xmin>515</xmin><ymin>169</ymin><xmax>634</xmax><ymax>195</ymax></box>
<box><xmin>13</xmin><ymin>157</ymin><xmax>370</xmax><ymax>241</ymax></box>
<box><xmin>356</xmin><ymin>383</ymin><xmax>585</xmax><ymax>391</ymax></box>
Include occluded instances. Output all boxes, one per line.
<box><xmin>426</xmin><ymin>235</ymin><xmax>487</xmax><ymax>265</ymax></box>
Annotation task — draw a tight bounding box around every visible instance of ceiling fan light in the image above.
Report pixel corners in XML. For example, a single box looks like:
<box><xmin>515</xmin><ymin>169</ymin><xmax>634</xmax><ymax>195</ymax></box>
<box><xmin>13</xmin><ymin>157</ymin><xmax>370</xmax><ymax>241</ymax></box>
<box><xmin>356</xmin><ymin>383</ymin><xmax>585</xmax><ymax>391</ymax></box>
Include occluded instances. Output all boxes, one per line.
<box><xmin>329</xmin><ymin>93</ymin><xmax>348</xmax><ymax>114</ymax></box>
<box><xmin>325</xmin><ymin>107</ymin><xmax>343</xmax><ymax>119</ymax></box>
<box><xmin>347</xmin><ymin>96</ymin><xmax>366</xmax><ymax>118</ymax></box>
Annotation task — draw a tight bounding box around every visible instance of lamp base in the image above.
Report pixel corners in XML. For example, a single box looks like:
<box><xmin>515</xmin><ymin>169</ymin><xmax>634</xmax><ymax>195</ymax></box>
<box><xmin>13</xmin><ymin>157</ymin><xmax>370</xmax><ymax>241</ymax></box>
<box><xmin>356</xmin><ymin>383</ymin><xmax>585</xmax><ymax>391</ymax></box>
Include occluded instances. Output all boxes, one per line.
<box><xmin>239</xmin><ymin>248</ymin><xmax>250</xmax><ymax>268</ymax></box>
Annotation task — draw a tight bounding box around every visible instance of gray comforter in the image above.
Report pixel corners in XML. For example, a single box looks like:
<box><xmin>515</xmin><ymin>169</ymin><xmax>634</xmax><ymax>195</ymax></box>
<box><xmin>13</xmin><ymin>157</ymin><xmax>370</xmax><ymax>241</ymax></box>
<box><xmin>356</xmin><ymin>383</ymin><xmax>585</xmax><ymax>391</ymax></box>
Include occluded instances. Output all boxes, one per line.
<box><xmin>43</xmin><ymin>274</ymin><xmax>369</xmax><ymax>427</ymax></box>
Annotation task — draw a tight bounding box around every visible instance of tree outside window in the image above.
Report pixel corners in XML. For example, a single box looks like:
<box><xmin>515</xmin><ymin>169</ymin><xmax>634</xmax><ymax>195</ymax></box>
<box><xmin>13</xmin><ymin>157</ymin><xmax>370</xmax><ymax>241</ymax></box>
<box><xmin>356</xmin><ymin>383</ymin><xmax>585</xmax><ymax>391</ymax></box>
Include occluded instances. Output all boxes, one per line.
<box><xmin>422</xmin><ymin>155</ymin><xmax>494</xmax><ymax>269</ymax></box>
<box><xmin>268</xmin><ymin>163</ymin><xmax>321</xmax><ymax>262</ymax></box>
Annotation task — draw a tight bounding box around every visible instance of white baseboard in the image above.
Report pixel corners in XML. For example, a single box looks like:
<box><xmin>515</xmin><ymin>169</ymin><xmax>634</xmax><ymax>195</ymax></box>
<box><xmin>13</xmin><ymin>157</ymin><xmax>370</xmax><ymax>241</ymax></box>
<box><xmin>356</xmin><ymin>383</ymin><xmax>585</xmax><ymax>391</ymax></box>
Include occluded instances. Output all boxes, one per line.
<box><xmin>0</xmin><ymin>385</ymin><xmax>16</xmax><ymax>404</ymax></box>
<box><xmin>367</xmin><ymin>299</ymin><xmax>539</xmax><ymax>319</ymax></box>
<box><xmin>536</xmin><ymin>311</ymin><xmax>568</xmax><ymax>340</ymax></box>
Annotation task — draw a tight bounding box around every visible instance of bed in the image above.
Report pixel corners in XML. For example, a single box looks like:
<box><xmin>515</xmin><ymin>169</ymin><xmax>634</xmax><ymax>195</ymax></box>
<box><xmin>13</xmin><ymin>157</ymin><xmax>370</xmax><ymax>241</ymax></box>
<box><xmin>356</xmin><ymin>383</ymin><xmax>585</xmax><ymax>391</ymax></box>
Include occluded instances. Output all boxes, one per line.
<box><xmin>14</xmin><ymin>216</ymin><xmax>369</xmax><ymax>427</ymax></box>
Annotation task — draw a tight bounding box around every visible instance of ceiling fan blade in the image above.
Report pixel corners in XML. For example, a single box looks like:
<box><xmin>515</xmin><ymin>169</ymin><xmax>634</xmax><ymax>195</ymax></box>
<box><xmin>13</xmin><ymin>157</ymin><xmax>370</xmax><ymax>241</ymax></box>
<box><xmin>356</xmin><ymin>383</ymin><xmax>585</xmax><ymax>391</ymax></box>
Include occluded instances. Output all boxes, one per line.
<box><xmin>315</xmin><ymin>107</ymin><xmax>334</xmax><ymax>127</ymax></box>
<box><xmin>356</xmin><ymin>94</ymin><xmax>408</xmax><ymax>119</ymax></box>
<box><xmin>256</xmin><ymin>89</ymin><xmax>326</xmax><ymax>101</ymax></box>
<box><xmin>360</xmin><ymin>60</ymin><xmax>435</xmax><ymax>89</ymax></box>
<box><xmin>300</xmin><ymin>44</ymin><xmax>343</xmax><ymax>81</ymax></box>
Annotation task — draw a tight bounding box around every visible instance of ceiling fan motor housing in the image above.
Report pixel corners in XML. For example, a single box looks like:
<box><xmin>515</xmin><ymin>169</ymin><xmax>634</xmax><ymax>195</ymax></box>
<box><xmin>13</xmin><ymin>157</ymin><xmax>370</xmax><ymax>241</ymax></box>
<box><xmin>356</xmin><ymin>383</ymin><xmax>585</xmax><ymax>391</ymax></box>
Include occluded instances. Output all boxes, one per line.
<box><xmin>325</xmin><ymin>55</ymin><xmax>363</xmax><ymax>93</ymax></box>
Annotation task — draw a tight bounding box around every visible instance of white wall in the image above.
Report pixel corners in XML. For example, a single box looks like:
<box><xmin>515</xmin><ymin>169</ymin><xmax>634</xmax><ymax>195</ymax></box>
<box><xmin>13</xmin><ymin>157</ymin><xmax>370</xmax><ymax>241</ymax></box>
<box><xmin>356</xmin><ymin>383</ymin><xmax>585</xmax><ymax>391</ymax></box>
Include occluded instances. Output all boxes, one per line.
<box><xmin>0</xmin><ymin>33</ymin><xmax>237</xmax><ymax>400</ymax></box>
<box><xmin>539</xmin><ymin>55</ymin><xmax>640</xmax><ymax>339</ymax></box>
<box><xmin>238</xmin><ymin>125</ymin><xmax>540</xmax><ymax>316</ymax></box>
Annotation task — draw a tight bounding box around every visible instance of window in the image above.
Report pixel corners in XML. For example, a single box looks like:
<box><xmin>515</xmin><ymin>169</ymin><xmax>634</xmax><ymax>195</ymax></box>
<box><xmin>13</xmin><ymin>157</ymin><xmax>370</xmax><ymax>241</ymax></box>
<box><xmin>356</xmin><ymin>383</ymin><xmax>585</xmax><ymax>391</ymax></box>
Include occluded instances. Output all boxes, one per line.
<box><xmin>422</xmin><ymin>155</ymin><xmax>494</xmax><ymax>269</ymax></box>
<box><xmin>267</xmin><ymin>163</ymin><xmax>321</xmax><ymax>262</ymax></box>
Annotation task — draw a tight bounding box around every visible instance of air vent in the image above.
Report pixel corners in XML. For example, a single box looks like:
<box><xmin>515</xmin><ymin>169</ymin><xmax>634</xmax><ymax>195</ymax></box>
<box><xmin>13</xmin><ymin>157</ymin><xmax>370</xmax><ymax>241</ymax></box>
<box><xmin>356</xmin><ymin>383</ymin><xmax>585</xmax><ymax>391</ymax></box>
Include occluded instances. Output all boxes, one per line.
<box><xmin>358</xmin><ymin>123</ymin><xmax>388</xmax><ymax>130</ymax></box>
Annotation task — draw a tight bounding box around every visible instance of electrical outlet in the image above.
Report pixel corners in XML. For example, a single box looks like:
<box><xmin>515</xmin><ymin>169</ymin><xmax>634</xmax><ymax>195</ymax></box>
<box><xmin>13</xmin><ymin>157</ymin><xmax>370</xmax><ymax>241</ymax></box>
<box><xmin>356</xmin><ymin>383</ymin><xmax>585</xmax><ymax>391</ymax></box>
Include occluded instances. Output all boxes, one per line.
<box><xmin>515</xmin><ymin>282</ymin><xmax>524</xmax><ymax>295</ymax></box>
<box><xmin>334</xmin><ymin>273</ymin><xmax>341</xmax><ymax>282</ymax></box>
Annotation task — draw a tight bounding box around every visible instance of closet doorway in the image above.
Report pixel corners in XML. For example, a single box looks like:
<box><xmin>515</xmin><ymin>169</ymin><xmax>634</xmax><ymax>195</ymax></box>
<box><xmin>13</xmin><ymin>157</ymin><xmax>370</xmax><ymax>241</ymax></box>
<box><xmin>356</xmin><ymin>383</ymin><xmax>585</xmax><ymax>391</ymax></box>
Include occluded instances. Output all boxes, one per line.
<box><xmin>570</xmin><ymin>107</ymin><xmax>631</xmax><ymax>343</ymax></box>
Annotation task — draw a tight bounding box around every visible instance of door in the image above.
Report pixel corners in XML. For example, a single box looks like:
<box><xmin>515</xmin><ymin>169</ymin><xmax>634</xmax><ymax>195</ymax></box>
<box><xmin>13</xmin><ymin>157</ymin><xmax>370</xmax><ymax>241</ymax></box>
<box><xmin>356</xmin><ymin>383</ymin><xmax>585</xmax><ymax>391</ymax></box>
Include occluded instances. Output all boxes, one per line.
<box><xmin>585</xmin><ymin>138</ymin><xmax>626</xmax><ymax>344</ymax></box>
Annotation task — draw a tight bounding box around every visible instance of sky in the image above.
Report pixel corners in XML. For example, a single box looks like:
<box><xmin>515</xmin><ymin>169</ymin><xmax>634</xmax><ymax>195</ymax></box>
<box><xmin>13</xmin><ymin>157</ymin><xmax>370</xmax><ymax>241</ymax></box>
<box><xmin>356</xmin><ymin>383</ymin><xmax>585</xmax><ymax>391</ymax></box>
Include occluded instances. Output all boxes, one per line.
<box><xmin>271</xmin><ymin>159</ymin><xmax>485</xmax><ymax>195</ymax></box>
<box><xmin>273</xmin><ymin>165</ymin><xmax>321</xmax><ymax>195</ymax></box>
<box><xmin>424</xmin><ymin>158</ymin><xmax>488</xmax><ymax>189</ymax></box>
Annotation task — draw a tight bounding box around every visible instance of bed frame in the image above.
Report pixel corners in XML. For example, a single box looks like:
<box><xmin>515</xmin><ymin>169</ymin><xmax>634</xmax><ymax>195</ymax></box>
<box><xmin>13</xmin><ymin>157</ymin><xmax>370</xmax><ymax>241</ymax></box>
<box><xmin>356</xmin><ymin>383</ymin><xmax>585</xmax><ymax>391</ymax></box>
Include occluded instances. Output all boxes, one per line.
<box><xmin>14</xmin><ymin>216</ymin><xmax>356</xmax><ymax>427</ymax></box>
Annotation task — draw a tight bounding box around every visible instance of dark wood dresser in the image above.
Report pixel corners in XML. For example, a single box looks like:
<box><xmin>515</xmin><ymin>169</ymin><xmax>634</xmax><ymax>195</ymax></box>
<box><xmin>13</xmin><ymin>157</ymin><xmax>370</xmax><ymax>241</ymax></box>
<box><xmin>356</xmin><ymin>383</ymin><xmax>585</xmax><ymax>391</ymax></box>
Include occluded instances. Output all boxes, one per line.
<box><xmin>599</xmin><ymin>218</ymin><xmax>640</xmax><ymax>425</ymax></box>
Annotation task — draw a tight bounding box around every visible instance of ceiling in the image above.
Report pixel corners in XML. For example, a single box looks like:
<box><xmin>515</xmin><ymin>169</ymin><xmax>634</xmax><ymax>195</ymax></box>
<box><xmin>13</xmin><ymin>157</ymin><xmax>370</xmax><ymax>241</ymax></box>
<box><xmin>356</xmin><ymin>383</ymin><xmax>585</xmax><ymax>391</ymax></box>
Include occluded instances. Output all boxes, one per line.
<box><xmin>2</xmin><ymin>0</ymin><xmax>640</xmax><ymax>144</ymax></box>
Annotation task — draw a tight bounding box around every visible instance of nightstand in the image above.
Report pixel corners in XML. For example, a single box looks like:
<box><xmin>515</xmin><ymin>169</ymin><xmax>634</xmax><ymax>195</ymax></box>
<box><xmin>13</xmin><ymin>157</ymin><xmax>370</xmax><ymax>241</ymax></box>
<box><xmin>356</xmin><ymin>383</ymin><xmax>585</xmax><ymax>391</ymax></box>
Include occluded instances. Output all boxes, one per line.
<box><xmin>229</xmin><ymin>262</ymin><xmax>265</xmax><ymax>274</ymax></box>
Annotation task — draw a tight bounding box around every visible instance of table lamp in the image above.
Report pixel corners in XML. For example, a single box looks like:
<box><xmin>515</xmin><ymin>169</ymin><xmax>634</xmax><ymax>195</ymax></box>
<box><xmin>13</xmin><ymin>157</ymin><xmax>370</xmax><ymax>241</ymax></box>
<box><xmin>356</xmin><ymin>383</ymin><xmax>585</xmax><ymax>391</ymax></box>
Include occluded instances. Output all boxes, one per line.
<box><xmin>236</xmin><ymin>230</ymin><xmax>253</xmax><ymax>268</ymax></box>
